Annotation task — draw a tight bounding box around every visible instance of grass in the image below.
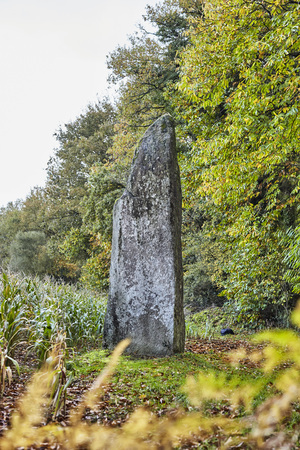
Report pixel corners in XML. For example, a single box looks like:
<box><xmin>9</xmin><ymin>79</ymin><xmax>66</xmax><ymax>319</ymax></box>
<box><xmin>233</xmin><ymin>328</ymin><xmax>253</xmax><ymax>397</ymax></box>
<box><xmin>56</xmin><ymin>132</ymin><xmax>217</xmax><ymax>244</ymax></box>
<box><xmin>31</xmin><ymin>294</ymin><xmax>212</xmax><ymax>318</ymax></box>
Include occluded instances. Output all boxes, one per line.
<box><xmin>2</xmin><ymin>329</ymin><xmax>300</xmax><ymax>448</ymax></box>
<box><xmin>67</xmin><ymin>327</ymin><xmax>300</xmax><ymax>434</ymax></box>
<box><xmin>69</xmin><ymin>344</ymin><xmax>268</xmax><ymax>423</ymax></box>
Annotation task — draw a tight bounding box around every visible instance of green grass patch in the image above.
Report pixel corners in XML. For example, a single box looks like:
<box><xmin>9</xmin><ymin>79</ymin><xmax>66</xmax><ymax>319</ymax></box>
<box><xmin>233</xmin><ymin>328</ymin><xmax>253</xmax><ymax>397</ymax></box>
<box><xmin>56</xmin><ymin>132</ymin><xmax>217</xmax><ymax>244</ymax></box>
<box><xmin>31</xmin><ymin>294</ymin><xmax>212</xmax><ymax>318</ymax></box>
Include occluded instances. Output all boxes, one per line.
<box><xmin>71</xmin><ymin>346</ymin><xmax>269</xmax><ymax>421</ymax></box>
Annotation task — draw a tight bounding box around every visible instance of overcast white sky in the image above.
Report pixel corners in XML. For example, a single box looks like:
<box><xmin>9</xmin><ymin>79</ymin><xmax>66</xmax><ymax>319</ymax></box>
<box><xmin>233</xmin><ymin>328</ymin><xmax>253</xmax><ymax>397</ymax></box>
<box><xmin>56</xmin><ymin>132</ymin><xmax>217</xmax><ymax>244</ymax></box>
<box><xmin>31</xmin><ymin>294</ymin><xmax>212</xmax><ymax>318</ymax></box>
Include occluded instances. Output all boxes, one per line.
<box><xmin>0</xmin><ymin>0</ymin><xmax>158</xmax><ymax>208</ymax></box>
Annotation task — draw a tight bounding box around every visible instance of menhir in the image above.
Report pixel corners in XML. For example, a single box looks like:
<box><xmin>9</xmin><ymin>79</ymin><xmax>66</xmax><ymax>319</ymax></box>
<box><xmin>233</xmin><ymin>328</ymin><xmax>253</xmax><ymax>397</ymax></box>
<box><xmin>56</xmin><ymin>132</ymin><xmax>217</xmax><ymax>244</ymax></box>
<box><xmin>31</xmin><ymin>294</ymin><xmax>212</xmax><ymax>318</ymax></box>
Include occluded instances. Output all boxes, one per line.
<box><xmin>102</xmin><ymin>114</ymin><xmax>185</xmax><ymax>357</ymax></box>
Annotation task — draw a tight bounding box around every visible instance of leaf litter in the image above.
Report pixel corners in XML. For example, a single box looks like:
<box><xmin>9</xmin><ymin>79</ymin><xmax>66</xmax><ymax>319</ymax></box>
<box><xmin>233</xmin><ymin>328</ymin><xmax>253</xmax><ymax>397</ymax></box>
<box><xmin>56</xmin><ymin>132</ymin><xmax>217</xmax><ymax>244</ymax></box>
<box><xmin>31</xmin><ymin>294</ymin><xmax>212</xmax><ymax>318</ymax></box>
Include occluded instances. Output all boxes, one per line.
<box><xmin>0</xmin><ymin>337</ymin><xmax>266</xmax><ymax>448</ymax></box>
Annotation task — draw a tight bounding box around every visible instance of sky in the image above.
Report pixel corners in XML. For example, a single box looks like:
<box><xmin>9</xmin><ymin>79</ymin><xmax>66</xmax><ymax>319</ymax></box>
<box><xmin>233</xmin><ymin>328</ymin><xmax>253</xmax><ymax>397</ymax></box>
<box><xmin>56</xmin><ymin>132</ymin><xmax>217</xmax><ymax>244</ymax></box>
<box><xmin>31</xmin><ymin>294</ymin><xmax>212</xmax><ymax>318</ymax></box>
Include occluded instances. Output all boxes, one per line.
<box><xmin>0</xmin><ymin>0</ymin><xmax>158</xmax><ymax>208</ymax></box>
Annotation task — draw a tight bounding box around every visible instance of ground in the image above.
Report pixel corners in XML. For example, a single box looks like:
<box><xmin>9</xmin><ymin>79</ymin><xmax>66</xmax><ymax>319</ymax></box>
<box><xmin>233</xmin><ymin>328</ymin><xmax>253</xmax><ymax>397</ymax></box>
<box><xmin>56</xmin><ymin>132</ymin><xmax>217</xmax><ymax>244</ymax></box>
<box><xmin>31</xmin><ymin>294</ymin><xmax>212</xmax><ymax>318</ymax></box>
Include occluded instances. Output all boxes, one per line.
<box><xmin>0</xmin><ymin>335</ymin><xmax>265</xmax><ymax>445</ymax></box>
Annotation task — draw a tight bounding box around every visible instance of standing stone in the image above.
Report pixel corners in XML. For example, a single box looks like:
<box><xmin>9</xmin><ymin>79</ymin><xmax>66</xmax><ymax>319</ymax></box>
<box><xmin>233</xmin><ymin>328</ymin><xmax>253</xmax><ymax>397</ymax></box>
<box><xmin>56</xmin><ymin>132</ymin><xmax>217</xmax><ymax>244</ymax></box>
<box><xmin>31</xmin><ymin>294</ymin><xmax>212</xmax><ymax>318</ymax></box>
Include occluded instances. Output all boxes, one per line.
<box><xmin>103</xmin><ymin>114</ymin><xmax>185</xmax><ymax>356</ymax></box>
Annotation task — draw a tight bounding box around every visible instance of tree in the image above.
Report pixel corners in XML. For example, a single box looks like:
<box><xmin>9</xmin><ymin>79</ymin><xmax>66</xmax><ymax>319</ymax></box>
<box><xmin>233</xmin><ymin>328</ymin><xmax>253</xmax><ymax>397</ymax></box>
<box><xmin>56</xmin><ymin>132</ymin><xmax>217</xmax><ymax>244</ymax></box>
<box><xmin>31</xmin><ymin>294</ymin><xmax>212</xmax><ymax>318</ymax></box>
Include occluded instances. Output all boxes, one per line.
<box><xmin>9</xmin><ymin>231</ymin><xmax>52</xmax><ymax>276</ymax></box>
<box><xmin>79</xmin><ymin>0</ymin><xmax>193</xmax><ymax>289</ymax></box>
<box><xmin>0</xmin><ymin>201</ymin><xmax>24</xmax><ymax>268</ymax></box>
<box><xmin>42</xmin><ymin>99</ymin><xmax>116</xmax><ymax>282</ymax></box>
<box><xmin>93</xmin><ymin>0</ymin><xmax>217</xmax><ymax>301</ymax></box>
<box><xmin>87</xmin><ymin>0</ymin><xmax>197</xmax><ymax>240</ymax></box>
<box><xmin>45</xmin><ymin>98</ymin><xmax>116</xmax><ymax>232</ymax></box>
<box><xmin>107</xmin><ymin>0</ymin><xmax>194</xmax><ymax>129</ymax></box>
<box><xmin>176</xmin><ymin>0</ymin><xmax>300</xmax><ymax>323</ymax></box>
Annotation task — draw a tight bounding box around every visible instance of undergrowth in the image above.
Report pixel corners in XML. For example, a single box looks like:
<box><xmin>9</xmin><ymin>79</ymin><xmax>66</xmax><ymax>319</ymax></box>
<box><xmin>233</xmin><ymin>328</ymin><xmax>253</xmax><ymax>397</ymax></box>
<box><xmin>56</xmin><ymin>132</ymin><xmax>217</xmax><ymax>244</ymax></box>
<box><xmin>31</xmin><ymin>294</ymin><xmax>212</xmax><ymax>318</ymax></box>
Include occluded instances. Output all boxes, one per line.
<box><xmin>185</xmin><ymin>305</ymin><xmax>246</xmax><ymax>339</ymax></box>
<box><xmin>1</xmin><ymin>303</ymin><xmax>300</xmax><ymax>447</ymax></box>
<box><xmin>1</xmin><ymin>272</ymin><xmax>300</xmax><ymax>447</ymax></box>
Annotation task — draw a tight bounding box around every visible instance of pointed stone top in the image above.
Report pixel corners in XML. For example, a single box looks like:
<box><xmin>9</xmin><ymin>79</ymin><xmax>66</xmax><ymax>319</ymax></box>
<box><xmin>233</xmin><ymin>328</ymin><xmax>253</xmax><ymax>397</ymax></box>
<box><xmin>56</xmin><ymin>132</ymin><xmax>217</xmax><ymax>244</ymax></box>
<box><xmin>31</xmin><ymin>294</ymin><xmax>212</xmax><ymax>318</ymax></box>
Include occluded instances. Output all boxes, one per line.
<box><xmin>127</xmin><ymin>114</ymin><xmax>176</xmax><ymax>198</ymax></box>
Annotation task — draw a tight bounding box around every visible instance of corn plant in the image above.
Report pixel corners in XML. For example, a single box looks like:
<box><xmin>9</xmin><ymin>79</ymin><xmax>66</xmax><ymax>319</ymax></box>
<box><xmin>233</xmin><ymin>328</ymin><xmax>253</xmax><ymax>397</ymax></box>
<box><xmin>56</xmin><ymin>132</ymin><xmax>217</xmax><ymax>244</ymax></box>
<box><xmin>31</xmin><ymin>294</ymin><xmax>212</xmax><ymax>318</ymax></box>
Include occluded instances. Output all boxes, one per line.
<box><xmin>0</xmin><ymin>272</ymin><xmax>21</xmax><ymax>304</ymax></box>
<box><xmin>0</xmin><ymin>272</ymin><xmax>107</xmax><ymax>368</ymax></box>
<box><xmin>28</xmin><ymin>300</ymin><xmax>62</xmax><ymax>366</ymax></box>
<box><xmin>57</xmin><ymin>287</ymin><xmax>106</xmax><ymax>345</ymax></box>
<box><xmin>0</xmin><ymin>272</ymin><xmax>28</xmax><ymax>358</ymax></box>
<box><xmin>46</xmin><ymin>331</ymin><xmax>73</xmax><ymax>418</ymax></box>
<box><xmin>23</xmin><ymin>277</ymin><xmax>107</xmax><ymax>347</ymax></box>
<box><xmin>0</xmin><ymin>340</ymin><xmax>20</xmax><ymax>395</ymax></box>
<box><xmin>0</xmin><ymin>273</ymin><xmax>28</xmax><ymax>393</ymax></box>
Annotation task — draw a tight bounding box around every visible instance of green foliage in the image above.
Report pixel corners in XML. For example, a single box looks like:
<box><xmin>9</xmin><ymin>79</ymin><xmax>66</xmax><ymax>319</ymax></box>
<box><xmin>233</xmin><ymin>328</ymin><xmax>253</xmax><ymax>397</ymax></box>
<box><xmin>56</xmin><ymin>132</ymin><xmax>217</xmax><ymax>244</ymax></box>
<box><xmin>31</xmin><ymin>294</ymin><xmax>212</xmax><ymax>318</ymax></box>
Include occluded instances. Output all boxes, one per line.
<box><xmin>107</xmin><ymin>0</ymin><xmax>189</xmax><ymax>128</ymax></box>
<box><xmin>18</xmin><ymin>187</ymin><xmax>49</xmax><ymax>234</ymax></box>
<box><xmin>106</xmin><ymin>0</ymin><xmax>197</xmax><ymax>148</ymax></box>
<box><xmin>0</xmin><ymin>272</ymin><xmax>28</xmax><ymax>357</ymax></box>
<box><xmin>0</xmin><ymin>272</ymin><xmax>106</xmax><ymax>371</ymax></box>
<box><xmin>58</xmin><ymin>227</ymin><xmax>91</xmax><ymax>269</ymax></box>
<box><xmin>284</xmin><ymin>224</ymin><xmax>300</xmax><ymax>294</ymax></box>
<box><xmin>182</xmin><ymin>204</ymin><xmax>226</xmax><ymax>308</ymax></box>
<box><xmin>175</xmin><ymin>0</ymin><xmax>300</xmax><ymax>323</ymax></box>
<box><xmin>9</xmin><ymin>231</ymin><xmax>51</xmax><ymax>276</ymax></box>
<box><xmin>0</xmin><ymin>201</ymin><xmax>24</xmax><ymax>268</ymax></box>
<box><xmin>79</xmin><ymin>235</ymin><xmax>111</xmax><ymax>291</ymax></box>
<box><xmin>83</xmin><ymin>165</ymin><xmax>125</xmax><ymax>241</ymax></box>
<box><xmin>25</xmin><ymin>276</ymin><xmax>107</xmax><ymax>349</ymax></box>
<box><xmin>185</xmin><ymin>305</ymin><xmax>241</xmax><ymax>339</ymax></box>
<box><xmin>42</xmin><ymin>99</ymin><xmax>116</xmax><ymax>283</ymax></box>
<box><xmin>47</xmin><ymin>99</ymin><xmax>116</xmax><ymax>204</ymax></box>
